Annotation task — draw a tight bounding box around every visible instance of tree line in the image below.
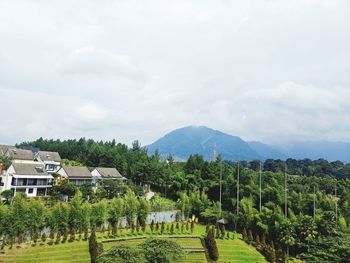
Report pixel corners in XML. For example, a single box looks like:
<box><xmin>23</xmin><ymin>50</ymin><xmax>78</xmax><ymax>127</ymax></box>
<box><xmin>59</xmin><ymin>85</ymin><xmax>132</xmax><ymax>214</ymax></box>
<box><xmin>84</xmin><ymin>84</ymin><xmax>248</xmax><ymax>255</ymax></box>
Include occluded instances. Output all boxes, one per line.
<box><xmin>14</xmin><ymin>137</ymin><xmax>350</xmax><ymax>261</ymax></box>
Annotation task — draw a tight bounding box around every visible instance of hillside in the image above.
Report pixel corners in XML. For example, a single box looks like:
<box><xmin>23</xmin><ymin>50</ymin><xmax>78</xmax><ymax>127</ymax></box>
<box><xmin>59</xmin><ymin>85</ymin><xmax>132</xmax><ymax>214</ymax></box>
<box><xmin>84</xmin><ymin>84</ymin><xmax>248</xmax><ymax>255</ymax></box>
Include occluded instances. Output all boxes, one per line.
<box><xmin>275</xmin><ymin>141</ymin><xmax>350</xmax><ymax>162</ymax></box>
<box><xmin>147</xmin><ymin>126</ymin><xmax>261</xmax><ymax>161</ymax></box>
<box><xmin>247</xmin><ymin>141</ymin><xmax>287</xmax><ymax>160</ymax></box>
<box><xmin>147</xmin><ymin>126</ymin><xmax>350</xmax><ymax>162</ymax></box>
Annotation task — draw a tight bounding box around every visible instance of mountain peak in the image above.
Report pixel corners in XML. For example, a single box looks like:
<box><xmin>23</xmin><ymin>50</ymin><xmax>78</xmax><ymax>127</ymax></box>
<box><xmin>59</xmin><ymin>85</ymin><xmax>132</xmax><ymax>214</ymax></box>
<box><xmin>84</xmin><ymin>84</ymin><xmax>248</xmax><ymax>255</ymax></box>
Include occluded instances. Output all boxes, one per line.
<box><xmin>147</xmin><ymin>126</ymin><xmax>261</xmax><ymax>161</ymax></box>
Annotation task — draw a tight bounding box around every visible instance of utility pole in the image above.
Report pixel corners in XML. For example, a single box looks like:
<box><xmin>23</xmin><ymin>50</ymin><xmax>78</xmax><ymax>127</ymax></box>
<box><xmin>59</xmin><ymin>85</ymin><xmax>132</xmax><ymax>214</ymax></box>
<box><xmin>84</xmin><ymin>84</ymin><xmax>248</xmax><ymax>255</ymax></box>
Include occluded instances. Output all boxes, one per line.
<box><xmin>219</xmin><ymin>159</ymin><xmax>222</xmax><ymax>217</ymax></box>
<box><xmin>335</xmin><ymin>185</ymin><xmax>338</xmax><ymax>229</ymax></box>
<box><xmin>237</xmin><ymin>162</ymin><xmax>240</xmax><ymax>216</ymax></box>
<box><xmin>313</xmin><ymin>185</ymin><xmax>316</xmax><ymax>220</ymax></box>
<box><xmin>284</xmin><ymin>163</ymin><xmax>288</xmax><ymax>219</ymax></box>
<box><xmin>259</xmin><ymin>160</ymin><xmax>262</xmax><ymax>213</ymax></box>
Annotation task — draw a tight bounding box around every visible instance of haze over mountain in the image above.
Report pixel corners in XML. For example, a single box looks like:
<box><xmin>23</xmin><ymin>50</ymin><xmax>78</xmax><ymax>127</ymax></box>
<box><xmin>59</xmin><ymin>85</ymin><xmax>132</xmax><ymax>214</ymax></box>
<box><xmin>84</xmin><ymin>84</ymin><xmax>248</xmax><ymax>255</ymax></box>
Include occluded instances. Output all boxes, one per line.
<box><xmin>147</xmin><ymin>126</ymin><xmax>350</xmax><ymax>162</ymax></box>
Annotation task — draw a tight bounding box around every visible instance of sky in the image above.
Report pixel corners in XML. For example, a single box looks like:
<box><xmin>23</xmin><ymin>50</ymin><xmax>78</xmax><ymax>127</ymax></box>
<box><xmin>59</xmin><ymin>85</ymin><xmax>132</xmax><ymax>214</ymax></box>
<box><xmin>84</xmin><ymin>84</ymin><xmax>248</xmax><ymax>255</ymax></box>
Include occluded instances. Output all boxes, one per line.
<box><xmin>0</xmin><ymin>0</ymin><xmax>349</xmax><ymax>146</ymax></box>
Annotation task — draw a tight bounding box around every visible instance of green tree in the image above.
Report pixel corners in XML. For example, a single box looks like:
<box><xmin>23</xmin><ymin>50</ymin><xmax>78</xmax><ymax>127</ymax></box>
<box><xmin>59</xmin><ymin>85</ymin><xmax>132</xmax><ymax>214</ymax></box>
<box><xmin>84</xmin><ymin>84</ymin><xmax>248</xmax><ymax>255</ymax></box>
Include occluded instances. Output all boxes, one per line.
<box><xmin>0</xmin><ymin>189</ymin><xmax>13</xmax><ymax>204</ymax></box>
<box><xmin>91</xmin><ymin>200</ymin><xmax>108</xmax><ymax>229</ymax></box>
<box><xmin>97</xmin><ymin>245</ymin><xmax>145</xmax><ymax>263</ymax></box>
<box><xmin>26</xmin><ymin>199</ymin><xmax>46</xmax><ymax>242</ymax></box>
<box><xmin>279</xmin><ymin>220</ymin><xmax>296</xmax><ymax>257</ymax></box>
<box><xmin>124</xmin><ymin>189</ymin><xmax>138</xmax><ymax>226</ymax></box>
<box><xmin>205</xmin><ymin>226</ymin><xmax>219</xmax><ymax>261</ymax></box>
<box><xmin>140</xmin><ymin>238</ymin><xmax>185</xmax><ymax>263</ymax></box>
<box><xmin>137</xmin><ymin>198</ymin><xmax>150</xmax><ymax>228</ymax></box>
<box><xmin>178</xmin><ymin>192</ymin><xmax>191</xmax><ymax>220</ymax></box>
<box><xmin>89</xmin><ymin>226</ymin><xmax>98</xmax><ymax>263</ymax></box>
<box><xmin>108</xmin><ymin>197</ymin><xmax>124</xmax><ymax>235</ymax></box>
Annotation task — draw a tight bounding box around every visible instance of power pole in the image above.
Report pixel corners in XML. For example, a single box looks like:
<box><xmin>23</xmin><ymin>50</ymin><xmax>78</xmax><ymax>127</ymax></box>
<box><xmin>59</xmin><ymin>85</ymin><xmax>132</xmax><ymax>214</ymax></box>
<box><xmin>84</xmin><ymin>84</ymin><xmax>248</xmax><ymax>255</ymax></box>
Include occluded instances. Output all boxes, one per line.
<box><xmin>237</xmin><ymin>162</ymin><xmax>240</xmax><ymax>216</ymax></box>
<box><xmin>259</xmin><ymin>160</ymin><xmax>262</xmax><ymax>213</ymax></box>
<box><xmin>219</xmin><ymin>159</ymin><xmax>222</xmax><ymax>217</ymax></box>
<box><xmin>284</xmin><ymin>163</ymin><xmax>288</xmax><ymax>219</ymax></box>
<box><xmin>313</xmin><ymin>185</ymin><xmax>316</xmax><ymax>220</ymax></box>
<box><xmin>335</xmin><ymin>185</ymin><xmax>338</xmax><ymax>229</ymax></box>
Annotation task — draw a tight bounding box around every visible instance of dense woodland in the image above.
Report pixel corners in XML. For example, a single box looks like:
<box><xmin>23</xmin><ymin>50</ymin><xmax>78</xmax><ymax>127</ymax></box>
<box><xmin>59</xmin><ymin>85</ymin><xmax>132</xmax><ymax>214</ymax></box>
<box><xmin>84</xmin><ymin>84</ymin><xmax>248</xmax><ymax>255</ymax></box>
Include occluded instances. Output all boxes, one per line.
<box><xmin>0</xmin><ymin>138</ymin><xmax>349</xmax><ymax>262</ymax></box>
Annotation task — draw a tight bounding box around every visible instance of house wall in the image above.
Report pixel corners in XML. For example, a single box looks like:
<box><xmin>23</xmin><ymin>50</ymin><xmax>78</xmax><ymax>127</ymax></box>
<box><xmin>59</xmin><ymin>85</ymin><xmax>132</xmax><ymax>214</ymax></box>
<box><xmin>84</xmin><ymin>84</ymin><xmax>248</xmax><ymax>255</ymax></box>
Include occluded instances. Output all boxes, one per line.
<box><xmin>11</xmin><ymin>160</ymin><xmax>35</xmax><ymax>164</ymax></box>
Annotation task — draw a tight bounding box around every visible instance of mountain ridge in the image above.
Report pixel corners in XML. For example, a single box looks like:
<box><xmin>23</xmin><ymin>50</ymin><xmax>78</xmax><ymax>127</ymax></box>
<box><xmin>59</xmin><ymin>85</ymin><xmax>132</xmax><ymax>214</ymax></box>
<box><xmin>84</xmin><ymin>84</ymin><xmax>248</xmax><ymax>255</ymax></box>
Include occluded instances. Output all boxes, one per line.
<box><xmin>147</xmin><ymin>126</ymin><xmax>350</xmax><ymax>162</ymax></box>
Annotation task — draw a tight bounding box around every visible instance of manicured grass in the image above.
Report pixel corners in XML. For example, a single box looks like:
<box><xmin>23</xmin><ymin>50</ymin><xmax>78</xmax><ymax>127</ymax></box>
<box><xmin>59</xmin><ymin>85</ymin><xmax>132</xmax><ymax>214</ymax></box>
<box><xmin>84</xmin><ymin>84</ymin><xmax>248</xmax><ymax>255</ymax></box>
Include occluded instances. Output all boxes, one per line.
<box><xmin>216</xmin><ymin>236</ymin><xmax>267</xmax><ymax>263</ymax></box>
<box><xmin>0</xmin><ymin>224</ymin><xmax>266</xmax><ymax>263</ymax></box>
<box><xmin>0</xmin><ymin>240</ymin><xmax>90</xmax><ymax>263</ymax></box>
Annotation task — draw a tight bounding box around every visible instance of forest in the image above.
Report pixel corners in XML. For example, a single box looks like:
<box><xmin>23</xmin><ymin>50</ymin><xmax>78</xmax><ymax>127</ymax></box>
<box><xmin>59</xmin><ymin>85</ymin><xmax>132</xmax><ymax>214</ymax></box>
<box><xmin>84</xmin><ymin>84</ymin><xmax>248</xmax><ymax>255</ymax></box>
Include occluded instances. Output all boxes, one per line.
<box><xmin>1</xmin><ymin>137</ymin><xmax>348</xmax><ymax>262</ymax></box>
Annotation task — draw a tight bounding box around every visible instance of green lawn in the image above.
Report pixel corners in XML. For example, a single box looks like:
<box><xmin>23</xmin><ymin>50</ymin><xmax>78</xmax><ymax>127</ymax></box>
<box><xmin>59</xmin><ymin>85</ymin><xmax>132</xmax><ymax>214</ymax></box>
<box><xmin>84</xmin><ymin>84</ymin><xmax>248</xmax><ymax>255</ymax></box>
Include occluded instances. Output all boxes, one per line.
<box><xmin>216</xmin><ymin>238</ymin><xmax>266</xmax><ymax>263</ymax></box>
<box><xmin>0</xmin><ymin>224</ymin><xmax>266</xmax><ymax>263</ymax></box>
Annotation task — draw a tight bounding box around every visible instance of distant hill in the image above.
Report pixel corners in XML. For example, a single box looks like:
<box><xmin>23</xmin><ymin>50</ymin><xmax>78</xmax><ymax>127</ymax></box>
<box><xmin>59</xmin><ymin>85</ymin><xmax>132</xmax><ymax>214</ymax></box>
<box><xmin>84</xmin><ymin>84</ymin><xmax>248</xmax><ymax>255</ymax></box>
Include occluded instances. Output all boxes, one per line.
<box><xmin>147</xmin><ymin>126</ymin><xmax>350</xmax><ymax>162</ymax></box>
<box><xmin>247</xmin><ymin>141</ymin><xmax>287</xmax><ymax>160</ymax></box>
<box><xmin>147</xmin><ymin>126</ymin><xmax>261</xmax><ymax>161</ymax></box>
<box><xmin>275</xmin><ymin>141</ymin><xmax>350</xmax><ymax>162</ymax></box>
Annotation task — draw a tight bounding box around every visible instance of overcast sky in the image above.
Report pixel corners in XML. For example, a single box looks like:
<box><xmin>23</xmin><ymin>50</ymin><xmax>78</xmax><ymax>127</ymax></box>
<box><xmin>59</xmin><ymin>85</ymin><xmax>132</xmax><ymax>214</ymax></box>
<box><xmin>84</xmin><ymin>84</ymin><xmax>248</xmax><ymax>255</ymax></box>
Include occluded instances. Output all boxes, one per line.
<box><xmin>0</xmin><ymin>0</ymin><xmax>349</xmax><ymax>146</ymax></box>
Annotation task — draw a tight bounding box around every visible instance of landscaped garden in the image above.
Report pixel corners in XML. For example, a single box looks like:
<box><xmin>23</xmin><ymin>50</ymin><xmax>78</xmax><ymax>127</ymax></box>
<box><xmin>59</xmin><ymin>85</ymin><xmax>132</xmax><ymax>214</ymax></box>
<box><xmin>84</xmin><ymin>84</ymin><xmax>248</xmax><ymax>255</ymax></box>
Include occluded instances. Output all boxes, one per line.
<box><xmin>0</xmin><ymin>224</ymin><xmax>266</xmax><ymax>263</ymax></box>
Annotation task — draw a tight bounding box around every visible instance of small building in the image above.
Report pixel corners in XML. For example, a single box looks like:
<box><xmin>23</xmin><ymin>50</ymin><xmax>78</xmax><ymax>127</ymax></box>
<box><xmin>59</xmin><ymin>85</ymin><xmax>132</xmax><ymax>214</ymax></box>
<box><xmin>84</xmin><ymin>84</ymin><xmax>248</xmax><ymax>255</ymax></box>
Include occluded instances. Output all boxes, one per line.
<box><xmin>4</xmin><ymin>148</ymin><xmax>34</xmax><ymax>163</ymax></box>
<box><xmin>57</xmin><ymin>166</ymin><xmax>93</xmax><ymax>186</ymax></box>
<box><xmin>91</xmin><ymin>167</ymin><xmax>126</xmax><ymax>189</ymax></box>
<box><xmin>0</xmin><ymin>162</ymin><xmax>54</xmax><ymax>197</ymax></box>
<box><xmin>34</xmin><ymin>151</ymin><xmax>61</xmax><ymax>173</ymax></box>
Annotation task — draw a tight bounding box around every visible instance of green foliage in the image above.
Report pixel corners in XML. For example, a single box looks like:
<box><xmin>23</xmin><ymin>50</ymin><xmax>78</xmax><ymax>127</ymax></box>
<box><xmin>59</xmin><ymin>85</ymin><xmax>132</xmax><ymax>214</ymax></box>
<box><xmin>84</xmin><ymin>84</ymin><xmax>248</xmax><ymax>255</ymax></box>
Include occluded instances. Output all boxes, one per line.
<box><xmin>178</xmin><ymin>192</ymin><xmax>191</xmax><ymax>219</ymax></box>
<box><xmin>149</xmin><ymin>194</ymin><xmax>176</xmax><ymax>211</ymax></box>
<box><xmin>140</xmin><ymin>238</ymin><xmax>185</xmax><ymax>263</ymax></box>
<box><xmin>97</xmin><ymin>245</ymin><xmax>145</xmax><ymax>263</ymax></box>
<box><xmin>108</xmin><ymin>197</ymin><xmax>124</xmax><ymax>235</ymax></box>
<box><xmin>137</xmin><ymin>198</ymin><xmax>150</xmax><ymax>227</ymax></box>
<box><xmin>56</xmin><ymin>180</ymin><xmax>77</xmax><ymax>197</ymax></box>
<box><xmin>91</xmin><ymin>200</ymin><xmax>108</xmax><ymax>228</ymax></box>
<box><xmin>0</xmin><ymin>189</ymin><xmax>13</xmax><ymax>204</ymax></box>
<box><xmin>124</xmin><ymin>189</ymin><xmax>139</xmax><ymax>226</ymax></box>
<box><xmin>89</xmin><ymin>226</ymin><xmax>98</xmax><ymax>263</ymax></box>
<box><xmin>205</xmin><ymin>226</ymin><xmax>219</xmax><ymax>261</ymax></box>
<box><xmin>0</xmin><ymin>156</ymin><xmax>11</xmax><ymax>170</ymax></box>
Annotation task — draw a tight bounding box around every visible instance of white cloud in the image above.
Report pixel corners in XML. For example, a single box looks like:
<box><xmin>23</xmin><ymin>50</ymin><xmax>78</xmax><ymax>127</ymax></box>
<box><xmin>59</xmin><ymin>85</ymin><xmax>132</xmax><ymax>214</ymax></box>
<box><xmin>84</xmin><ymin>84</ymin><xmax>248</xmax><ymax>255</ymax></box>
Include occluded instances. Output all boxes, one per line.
<box><xmin>76</xmin><ymin>102</ymin><xmax>108</xmax><ymax>123</ymax></box>
<box><xmin>0</xmin><ymin>0</ymin><xmax>349</xmax><ymax>145</ymax></box>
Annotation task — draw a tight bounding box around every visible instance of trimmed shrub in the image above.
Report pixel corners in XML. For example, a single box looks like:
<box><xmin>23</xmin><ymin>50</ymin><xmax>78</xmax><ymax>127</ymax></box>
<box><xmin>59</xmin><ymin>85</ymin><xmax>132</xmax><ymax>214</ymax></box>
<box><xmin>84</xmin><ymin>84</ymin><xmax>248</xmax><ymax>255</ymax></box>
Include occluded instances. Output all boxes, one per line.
<box><xmin>89</xmin><ymin>227</ymin><xmax>98</xmax><ymax>263</ymax></box>
<box><xmin>205</xmin><ymin>227</ymin><xmax>219</xmax><ymax>261</ymax></box>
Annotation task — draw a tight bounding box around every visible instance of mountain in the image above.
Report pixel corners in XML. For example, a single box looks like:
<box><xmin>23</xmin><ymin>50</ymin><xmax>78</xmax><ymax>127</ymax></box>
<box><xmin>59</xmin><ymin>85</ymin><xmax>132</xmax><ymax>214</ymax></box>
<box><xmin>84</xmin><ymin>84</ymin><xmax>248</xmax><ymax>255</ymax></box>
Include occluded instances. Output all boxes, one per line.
<box><xmin>275</xmin><ymin>141</ymin><xmax>350</xmax><ymax>162</ymax></box>
<box><xmin>147</xmin><ymin>126</ymin><xmax>261</xmax><ymax>161</ymax></box>
<box><xmin>247</xmin><ymin>141</ymin><xmax>287</xmax><ymax>160</ymax></box>
<box><xmin>147</xmin><ymin>126</ymin><xmax>350</xmax><ymax>162</ymax></box>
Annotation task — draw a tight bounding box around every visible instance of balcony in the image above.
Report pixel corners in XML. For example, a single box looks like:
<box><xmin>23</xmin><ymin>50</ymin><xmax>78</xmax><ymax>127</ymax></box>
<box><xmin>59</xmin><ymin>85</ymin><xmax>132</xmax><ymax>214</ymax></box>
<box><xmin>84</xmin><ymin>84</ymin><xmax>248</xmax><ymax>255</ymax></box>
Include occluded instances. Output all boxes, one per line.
<box><xmin>11</xmin><ymin>178</ymin><xmax>52</xmax><ymax>187</ymax></box>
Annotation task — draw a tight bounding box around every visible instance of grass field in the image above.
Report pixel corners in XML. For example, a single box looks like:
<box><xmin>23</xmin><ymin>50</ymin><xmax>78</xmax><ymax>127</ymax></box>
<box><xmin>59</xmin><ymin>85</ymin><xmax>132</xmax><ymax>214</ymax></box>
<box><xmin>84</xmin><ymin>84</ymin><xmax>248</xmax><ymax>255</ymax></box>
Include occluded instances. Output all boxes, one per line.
<box><xmin>0</xmin><ymin>224</ymin><xmax>266</xmax><ymax>263</ymax></box>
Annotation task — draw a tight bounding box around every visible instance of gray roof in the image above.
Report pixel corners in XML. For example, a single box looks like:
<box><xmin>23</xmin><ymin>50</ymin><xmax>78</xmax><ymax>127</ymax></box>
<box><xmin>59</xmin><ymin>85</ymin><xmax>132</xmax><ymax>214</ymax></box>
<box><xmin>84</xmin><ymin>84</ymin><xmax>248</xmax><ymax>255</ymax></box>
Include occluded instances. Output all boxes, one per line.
<box><xmin>0</xmin><ymin>145</ymin><xmax>16</xmax><ymax>157</ymax></box>
<box><xmin>37</xmin><ymin>151</ymin><xmax>61</xmax><ymax>162</ymax></box>
<box><xmin>95</xmin><ymin>167</ymin><xmax>123</xmax><ymax>178</ymax></box>
<box><xmin>62</xmin><ymin>166</ymin><xmax>92</xmax><ymax>178</ymax></box>
<box><xmin>6</xmin><ymin>148</ymin><xmax>34</xmax><ymax>160</ymax></box>
<box><xmin>12</xmin><ymin>162</ymin><xmax>48</xmax><ymax>175</ymax></box>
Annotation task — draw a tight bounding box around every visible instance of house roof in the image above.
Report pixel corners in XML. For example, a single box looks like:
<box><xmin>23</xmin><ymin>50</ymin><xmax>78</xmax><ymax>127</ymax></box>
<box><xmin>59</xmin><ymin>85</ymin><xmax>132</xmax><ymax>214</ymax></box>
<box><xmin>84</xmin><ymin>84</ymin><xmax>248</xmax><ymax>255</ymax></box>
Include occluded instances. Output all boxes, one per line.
<box><xmin>0</xmin><ymin>145</ymin><xmax>16</xmax><ymax>157</ymax></box>
<box><xmin>37</xmin><ymin>151</ymin><xmax>61</xmax><ymax>162</ymax></box>
<box><xmin>6</xmin><ymin>148</ymin><xmax>34</xmax><ymax>160</ymax></box>
<box><xmin>95</xmin><ymin>167</ymin><xmax>123</xmax><ymax>178</ymax></box>
<box><xmin>12</xmin><ymin>162</ymin><xmax>48</xmax><ymax>175</ymax></box>
<box><xmin>61</xmin><ymin>166</ymin><xmax>92</xmax><ymax>178</ymax></box>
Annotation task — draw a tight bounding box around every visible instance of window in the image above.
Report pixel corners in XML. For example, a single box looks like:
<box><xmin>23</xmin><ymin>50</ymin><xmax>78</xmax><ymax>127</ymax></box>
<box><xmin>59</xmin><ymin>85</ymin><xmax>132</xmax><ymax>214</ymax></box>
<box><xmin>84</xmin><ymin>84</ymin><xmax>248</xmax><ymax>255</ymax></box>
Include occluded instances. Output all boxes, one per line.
<box><xmin>27</xmin><ymin>179</ymin><xmax>37</xmax><ymax>185</ymax></box>
<box><xmin>28</xmin><ymin>188</ymin><xmax>34</xmax><ymax>194</ymax></box>
<box><xmin>37</xmin><ymin>179</ymin><xmax>47</xmax><ymax>186</ymax></box>
<box><xmin>46</xmin><ymin>164</ymin><xmax>55</xmax><ymax>171</ymax></box>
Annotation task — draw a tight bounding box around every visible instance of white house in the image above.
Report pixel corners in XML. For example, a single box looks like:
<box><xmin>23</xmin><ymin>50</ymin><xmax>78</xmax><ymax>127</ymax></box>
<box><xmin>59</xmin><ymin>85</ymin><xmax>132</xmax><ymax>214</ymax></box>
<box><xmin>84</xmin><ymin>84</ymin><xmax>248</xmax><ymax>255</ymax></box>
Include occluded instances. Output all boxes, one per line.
<box><xmin>0</xmin><ymin>162</ymin><xmax>54</xmax><ymax>197</ymax></box>
<box><xmin>4</xmin><ymin>148</ymin><xmax>34</xmax><ymax>163</ymax></box>
<box><xmin>91</xmin><ymin>167</ymin><xmax>126</xmax><ymax>189</ymax></box>
<box><xmin>57</xmin><ymin>166</ymin><xmax>93</xmax><ymax>186</ymax></box>
<box><xmin>34</xmin><ymin>151</ymin><xmax>61</xmax><ymax>174</ymax></box>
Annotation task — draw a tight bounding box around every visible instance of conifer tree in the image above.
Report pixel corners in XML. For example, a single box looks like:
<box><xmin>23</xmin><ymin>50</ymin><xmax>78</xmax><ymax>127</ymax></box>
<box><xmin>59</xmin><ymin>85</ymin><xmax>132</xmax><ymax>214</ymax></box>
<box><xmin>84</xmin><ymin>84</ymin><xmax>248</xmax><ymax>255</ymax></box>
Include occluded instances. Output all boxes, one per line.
<box><xmin>89</xmin><ymin>226</ymin><xmax>98</xmax><ymax>263</ymax></box>
<box><xmin>205</xmin><ymin>227</ymin><xmax>219</xmax><ymax>261</ymax></box>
